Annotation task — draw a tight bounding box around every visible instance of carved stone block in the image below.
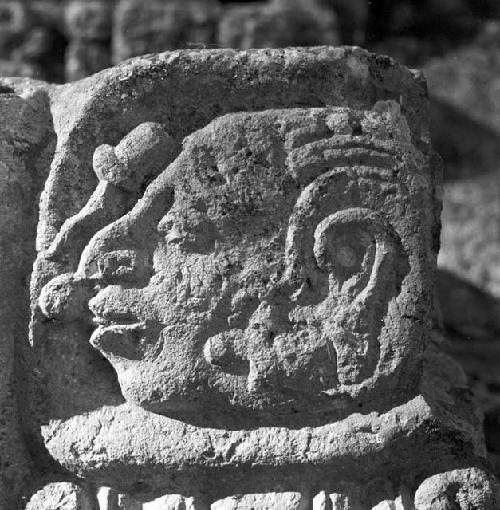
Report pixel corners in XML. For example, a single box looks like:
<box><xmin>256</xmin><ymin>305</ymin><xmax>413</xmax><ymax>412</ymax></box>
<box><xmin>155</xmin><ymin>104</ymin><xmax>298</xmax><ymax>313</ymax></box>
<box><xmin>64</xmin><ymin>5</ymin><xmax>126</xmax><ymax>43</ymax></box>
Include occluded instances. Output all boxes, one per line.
<box><xmin>0</xmin><ymin>47</ymin><xmax>497</xmax><ymax>509</ymax></box>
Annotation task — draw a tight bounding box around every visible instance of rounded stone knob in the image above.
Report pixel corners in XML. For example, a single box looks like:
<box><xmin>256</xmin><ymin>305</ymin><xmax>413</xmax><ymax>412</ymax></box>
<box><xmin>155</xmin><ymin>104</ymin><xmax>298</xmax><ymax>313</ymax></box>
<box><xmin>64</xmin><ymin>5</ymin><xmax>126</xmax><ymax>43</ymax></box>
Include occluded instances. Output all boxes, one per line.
<box><xmin>38</xmin><ymin>274</ymin><xmax>93</xmax><ymax>321</ymax></box>
<box><xmin>93</xmin><ymin>122</ymin><xmax>177</xmax><ymax>192</ymax></box>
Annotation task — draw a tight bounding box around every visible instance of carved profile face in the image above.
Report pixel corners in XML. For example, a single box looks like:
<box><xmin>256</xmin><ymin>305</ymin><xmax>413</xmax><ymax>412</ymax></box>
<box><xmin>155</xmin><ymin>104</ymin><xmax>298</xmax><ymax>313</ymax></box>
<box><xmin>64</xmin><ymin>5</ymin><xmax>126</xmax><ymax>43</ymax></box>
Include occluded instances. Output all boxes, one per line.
<box><xmin>39</xmin><ymin>107</ymin><xmax>434</xmax><ymax>425</ymax></box>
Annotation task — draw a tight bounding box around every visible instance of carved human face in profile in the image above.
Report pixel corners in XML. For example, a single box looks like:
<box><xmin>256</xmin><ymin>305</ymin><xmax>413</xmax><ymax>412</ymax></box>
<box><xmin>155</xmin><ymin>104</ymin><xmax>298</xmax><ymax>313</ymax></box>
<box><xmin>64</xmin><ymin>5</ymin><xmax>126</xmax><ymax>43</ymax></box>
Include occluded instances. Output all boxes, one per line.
<box><xmin>40</xmin><ymin>106</ymin><xmax>435</xmax><ymax>425</ymax></box>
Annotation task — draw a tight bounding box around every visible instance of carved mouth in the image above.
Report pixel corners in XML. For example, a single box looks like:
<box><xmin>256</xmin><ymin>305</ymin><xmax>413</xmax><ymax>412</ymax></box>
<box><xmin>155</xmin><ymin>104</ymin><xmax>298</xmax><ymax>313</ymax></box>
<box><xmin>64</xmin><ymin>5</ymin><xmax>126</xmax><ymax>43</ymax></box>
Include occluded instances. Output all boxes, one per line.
<box><xmin>92</xmin><ymin>315</ymin><xmax>142</xmax><ymax>328</ymax></box>
<box><xmin>92</xmin><ymin>321</ymin><xmax>147</xmax><ymax>334</ymax></box>
<box><xmin>203</xmin><ymin>320</ymin><xmax>375</xmax><ymax>390</ymax></box>
<box><xmin>90</xmin><ymin>321</ymin><xmax>161</xmax><ymax>361</ymax></box>
<box><xmin>89</xmin><ymin>295</ymin><xmax>160</xmax><ymax>360</ymax></box>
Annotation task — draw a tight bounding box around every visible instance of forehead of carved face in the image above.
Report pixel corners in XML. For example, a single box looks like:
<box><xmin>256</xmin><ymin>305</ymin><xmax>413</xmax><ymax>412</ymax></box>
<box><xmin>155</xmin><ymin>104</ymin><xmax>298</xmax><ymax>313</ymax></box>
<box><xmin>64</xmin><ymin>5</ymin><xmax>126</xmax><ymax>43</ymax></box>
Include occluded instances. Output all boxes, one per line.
<box><xmin>74</xmin><ymin>106</ymin><xmax>430</xmax><ymax>424</ymax></box>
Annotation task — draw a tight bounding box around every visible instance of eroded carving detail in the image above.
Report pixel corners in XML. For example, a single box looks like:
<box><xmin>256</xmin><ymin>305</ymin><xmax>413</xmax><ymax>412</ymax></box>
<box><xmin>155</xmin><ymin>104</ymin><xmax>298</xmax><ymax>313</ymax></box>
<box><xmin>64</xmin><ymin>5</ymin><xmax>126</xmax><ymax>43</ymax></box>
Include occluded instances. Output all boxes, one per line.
<box><xmin>36</xmin><ymin>106</ymin><xmax>428</xmax><ymax>426</ymax></box>
<box><xmin>14</xmin><ymin>46</ymin><xmax>496</xmax><ymax>510</ymax></box>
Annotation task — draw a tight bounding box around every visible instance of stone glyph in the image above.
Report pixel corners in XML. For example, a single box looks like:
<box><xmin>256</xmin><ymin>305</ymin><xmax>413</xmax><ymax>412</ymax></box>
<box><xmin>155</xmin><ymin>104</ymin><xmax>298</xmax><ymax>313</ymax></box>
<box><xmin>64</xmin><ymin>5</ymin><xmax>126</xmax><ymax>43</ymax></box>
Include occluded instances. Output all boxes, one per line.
<box><xmin>39</xmin><ymin>105</ymin><xmax>423</xmax><ymax>426</ymax></box>
<box><xmin>0</xmin><ymin>47</ymin><xmax>496</xmax><ymax>508</ymax></box>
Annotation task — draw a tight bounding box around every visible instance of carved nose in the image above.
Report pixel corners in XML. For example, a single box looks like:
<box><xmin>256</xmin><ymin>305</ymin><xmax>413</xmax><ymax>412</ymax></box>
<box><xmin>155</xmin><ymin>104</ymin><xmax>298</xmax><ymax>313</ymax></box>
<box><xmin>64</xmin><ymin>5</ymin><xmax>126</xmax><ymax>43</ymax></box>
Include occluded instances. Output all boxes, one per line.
<box><xmin>74</xmin><ymin>213</ymin><xmax>152</xmax><ymax>285</ymax></box>
<box><xmin>74</xmin><ymin>163</ymin><xmax>175</xmax><ymax>283</ymax></box>
<box><xmin>78</xmin><ymin>244</ymin><xmax>149</xmax><ymax>284</ymax></box>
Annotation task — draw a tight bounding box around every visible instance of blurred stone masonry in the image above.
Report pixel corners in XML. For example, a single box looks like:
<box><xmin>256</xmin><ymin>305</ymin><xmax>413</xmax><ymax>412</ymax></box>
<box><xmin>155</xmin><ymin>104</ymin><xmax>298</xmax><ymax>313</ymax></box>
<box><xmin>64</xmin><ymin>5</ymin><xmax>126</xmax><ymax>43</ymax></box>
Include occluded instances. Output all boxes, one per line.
<box><xmin>1</xmin><ymin>45</ymin><xmax>499</xmax><ymax>509</ymax></box>
<box><xmin>0</xmin><ymin>0</ymin><xmax>365</xmax><ymax>82</ymax></box>
<box><xmin>217</xmin><ymin>0</ymin><xmax>340</xmax><ymax>50</ymax></box>
<box><xmin>0</xmin><ymin>0</ymin><xmax>70</xmax><ymax>82</ymax></box>
<box><xmin>424</xmin><ymin>21</ymin><xmax>500</xmax><ymax>481</ymax></box>
<box><xmin>65</xmin><ymin>1</ymin><xmax>113</xmax><ymax>82</ymax></box>
<box><xmin>368</xmin><ymin>0</ymin><xmax>500</xmax><ymax>67</ymax></box>
<box><xmin>2</xmin><ymin>0</ymin><xmax>500</xmax><ymax>83</ymax></box>
<box><xmin>113</xmin><ymin>0</ymin><xmax>221</xmax><ymax>63</ymax></box>
<box><xmin>426</xmin><ymin>22</ymin><xmax>500</xmax><ymax>299</ymax></box>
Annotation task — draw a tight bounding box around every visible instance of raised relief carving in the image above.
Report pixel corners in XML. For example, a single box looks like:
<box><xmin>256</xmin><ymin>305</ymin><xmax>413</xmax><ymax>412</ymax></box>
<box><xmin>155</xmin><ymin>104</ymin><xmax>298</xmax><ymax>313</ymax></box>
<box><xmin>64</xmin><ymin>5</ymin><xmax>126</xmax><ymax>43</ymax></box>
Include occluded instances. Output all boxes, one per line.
<box><xmin>37</xmin><ymin>106</ymin><xmax>425</xmax><ymax>427</ymax></box>
<box><xmin>15</xmin><ymin>47</ymin><xmax>497</xmax><ymax>509</ymax></box>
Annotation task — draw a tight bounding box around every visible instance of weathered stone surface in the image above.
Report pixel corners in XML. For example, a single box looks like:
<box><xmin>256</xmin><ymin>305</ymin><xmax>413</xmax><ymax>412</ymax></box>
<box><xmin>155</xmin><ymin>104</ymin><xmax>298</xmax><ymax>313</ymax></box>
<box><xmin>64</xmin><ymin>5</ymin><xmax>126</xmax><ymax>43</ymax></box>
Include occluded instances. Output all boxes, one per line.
<box><xmin>212</xmin><ymin>492</ymin><xmax>306</xmax><ymax>509</ymax></box>
<box><xmin>414</xmin><ymin>468</ymin><xmax>499</xmax><ymax>510</ymax></box>
<box><xmin>0</xmin><ymin>47</ymin><xmax>496</xmax><ymax>508</ymax></box>
<box><xmin>92</xmin><ymin>122</ymin><xmax>177</xmax><ymax>192</ymax></box>
<box><xmin>98</xmin><ymin>487</ymin><xmax>142</xmax><ymax>510</ymax></box>
<box><xmin>0</xmin><ymin>87</ymin><xmax>55</xmax><ymax>509</ymax></box>
<box><xmin>113</xmin><ymin>0</ymin><xmax>220</xmax><ymax>64</ymax></box>
<box><xmin>218</xmin><ymin>0</ymin><xmax>339</xmax><ymax>49</ymax></box>
<box><xmin>60</xmin><ymin>105</ymin><xmax>424</xmax><ymax>423</ymax></box>
<box><xmin>26</xmin><ymin>482</ymin><xmax>94</xmax><ymax>510</ymax></box>
<box><xmin>143</xmin><ymin>494</ymin><xmax>196</xmax><ymax>510</ymax></box>
<box><xmin>312</xmin><ymin>490</ymin><xmax>358</xmax><ymax>509</ymax></box>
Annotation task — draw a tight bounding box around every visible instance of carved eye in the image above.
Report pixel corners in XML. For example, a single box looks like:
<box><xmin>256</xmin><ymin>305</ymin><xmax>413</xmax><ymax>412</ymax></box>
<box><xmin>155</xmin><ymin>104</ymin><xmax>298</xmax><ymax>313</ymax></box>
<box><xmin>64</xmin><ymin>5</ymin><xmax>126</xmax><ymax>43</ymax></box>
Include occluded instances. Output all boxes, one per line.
<box><xmin>158</xmin><ymin>209</ymin><xmax>219</xmax><ymax>254</ymax></box>
<box><xmin>313</xmin><ymin>208</ymin><xmax>380</xmax><ymax>286</ymax></box>
<box><xmin>97</xmin><ymin>249</ymin><xmax>148</xmax><ymax>282</ymax></box>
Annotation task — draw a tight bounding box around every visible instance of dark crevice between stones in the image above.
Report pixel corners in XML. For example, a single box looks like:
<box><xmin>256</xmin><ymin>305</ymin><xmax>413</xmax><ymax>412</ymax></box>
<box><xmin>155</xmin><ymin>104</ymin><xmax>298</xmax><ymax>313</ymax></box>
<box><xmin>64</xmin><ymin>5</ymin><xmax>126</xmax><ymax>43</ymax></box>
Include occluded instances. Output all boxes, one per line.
<box><xmin>0</xmin><ymin>85</ymin><xmax>15</xmax><ymax>94</ymax></box>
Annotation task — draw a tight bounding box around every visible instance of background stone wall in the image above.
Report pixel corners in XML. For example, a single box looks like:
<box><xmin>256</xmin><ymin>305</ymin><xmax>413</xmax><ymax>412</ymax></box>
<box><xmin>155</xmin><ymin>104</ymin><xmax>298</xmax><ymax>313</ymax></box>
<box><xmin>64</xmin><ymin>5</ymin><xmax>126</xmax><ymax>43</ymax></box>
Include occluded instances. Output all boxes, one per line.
<box><xmin>0</xmin><ymin>0</ymin><xmax>499</xmax><ymax>83</ymax></box>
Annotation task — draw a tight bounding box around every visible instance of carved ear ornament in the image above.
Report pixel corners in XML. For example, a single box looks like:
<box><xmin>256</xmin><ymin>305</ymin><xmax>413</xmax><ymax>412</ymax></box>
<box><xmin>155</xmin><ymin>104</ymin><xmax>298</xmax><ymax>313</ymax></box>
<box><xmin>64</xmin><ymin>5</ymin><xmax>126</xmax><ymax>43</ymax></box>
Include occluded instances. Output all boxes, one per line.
<box><xmin>286</xmin><ymin>137</ymin><xmax>420</xmax><ymax>185</ymax></box>
<box><xmin>313</xmin><ymin>208</ymin><xmax>387</xmax><ymax>283</ymax></box>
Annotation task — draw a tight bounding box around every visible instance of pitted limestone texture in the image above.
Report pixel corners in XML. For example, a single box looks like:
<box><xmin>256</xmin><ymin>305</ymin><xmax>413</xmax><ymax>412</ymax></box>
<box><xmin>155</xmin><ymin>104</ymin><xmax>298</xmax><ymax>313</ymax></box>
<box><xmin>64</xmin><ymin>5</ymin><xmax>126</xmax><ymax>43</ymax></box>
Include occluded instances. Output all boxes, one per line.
<box><xmin>414</xmin><ymin>468</ymin><xmax>500</xmax><ymax>510</ymax></box>
<box><xmin>40</xmin><ymin>106</ymin><xmax>424</xmax><ymax>425</ymax></box>
<box><xmin>0</xmin><ymin>88</ymin><xmax>55</xmax><ymax>509</ymax></box>
<box><xmin>1</xmin><ymin>47</ymin><xmax>490</xmax><ymax>506</ymax></box>
<box><xmin>26</xmin><ymin>483</ymin><xmax>94</xmax><ymax>510</ymax></box>
<box><xmin>92</xmin><ymin>122</ymin><xmax>177</xmax><ymax>192</ymax></box>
